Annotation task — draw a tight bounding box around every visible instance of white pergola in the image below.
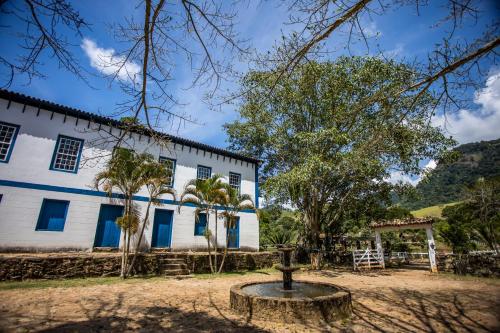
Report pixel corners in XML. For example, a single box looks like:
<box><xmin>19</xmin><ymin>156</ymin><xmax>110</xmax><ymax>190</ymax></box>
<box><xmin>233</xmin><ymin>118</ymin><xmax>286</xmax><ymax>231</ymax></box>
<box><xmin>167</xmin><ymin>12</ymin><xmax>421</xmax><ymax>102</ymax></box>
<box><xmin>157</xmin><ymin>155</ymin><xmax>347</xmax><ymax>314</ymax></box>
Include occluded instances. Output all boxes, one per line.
<box><xmin>371</xmin><ymin>217</ymin><xmax>437</xmax><ymax>272</ymax></box>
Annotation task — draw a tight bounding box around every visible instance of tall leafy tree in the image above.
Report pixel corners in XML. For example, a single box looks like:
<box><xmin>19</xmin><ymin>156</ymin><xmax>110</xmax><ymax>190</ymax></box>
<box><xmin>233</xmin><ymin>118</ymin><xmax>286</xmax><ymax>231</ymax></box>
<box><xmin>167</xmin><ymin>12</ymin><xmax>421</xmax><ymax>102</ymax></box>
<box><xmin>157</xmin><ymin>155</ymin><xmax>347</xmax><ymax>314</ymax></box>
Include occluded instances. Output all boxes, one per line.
<box><xmin>464</xmin><ymin>177</ymin><xmax>500</xmax><ymax>253</ymax></box>
<box><xmin>94</xmin><ymin>148</ymin><xmax>154</xmax><ymax>278</ymax></box>
<box><xmin>178</xmin><ymin>174</ymin><xmax>227</xmax><ymax>273</ymax></box>
<box><xmin>127</xmin><ymin>161</ymin><xmax>177</xmax><ymax>276</ymax></box>
<box><xmin>218</xmin><ymin>187</ymin><xmax>254</xmax><ymax>273</ymax></box>
<box><xmin>438</xmin><ymin>204</ymin><xmax>476</xmax><ymax>254</ymax></box>
<box><xmin>225</xmin><ymin>57</ymin><xmax>455</xmax><ymax>267</ymax></box>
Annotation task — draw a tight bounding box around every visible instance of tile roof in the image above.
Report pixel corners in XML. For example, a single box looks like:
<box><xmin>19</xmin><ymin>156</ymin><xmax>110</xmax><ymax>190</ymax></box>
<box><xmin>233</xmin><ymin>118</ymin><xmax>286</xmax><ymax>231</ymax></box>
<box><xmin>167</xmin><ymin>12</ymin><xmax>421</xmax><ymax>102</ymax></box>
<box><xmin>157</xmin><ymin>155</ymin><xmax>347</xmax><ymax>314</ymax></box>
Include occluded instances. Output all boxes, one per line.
<box><xmin>0</xmin><ymin>89</ymin><xmax>259</xmax><ymax>164</ymax></box>
<box><xmin>370</xmin><ymin>217</ymin><xmax>434</xmax><ymax>229</ymax></box>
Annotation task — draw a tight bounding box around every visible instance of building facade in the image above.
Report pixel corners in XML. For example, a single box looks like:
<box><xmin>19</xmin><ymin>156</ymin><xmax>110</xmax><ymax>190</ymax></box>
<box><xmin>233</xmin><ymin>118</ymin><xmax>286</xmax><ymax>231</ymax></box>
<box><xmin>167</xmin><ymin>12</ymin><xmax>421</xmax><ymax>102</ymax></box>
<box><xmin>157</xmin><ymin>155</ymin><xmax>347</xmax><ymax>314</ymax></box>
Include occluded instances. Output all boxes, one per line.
<box><xmin>0</xmin><ymin>90</ymin><xmax>260</xmax><ymax>252</ymax></box>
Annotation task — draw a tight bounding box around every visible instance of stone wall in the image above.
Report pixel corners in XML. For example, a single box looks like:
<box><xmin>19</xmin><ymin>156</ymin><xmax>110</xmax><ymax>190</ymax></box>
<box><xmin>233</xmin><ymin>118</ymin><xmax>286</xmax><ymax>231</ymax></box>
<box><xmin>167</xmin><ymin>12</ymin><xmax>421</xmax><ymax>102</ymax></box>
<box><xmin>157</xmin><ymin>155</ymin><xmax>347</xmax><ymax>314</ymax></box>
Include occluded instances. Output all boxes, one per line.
<box><xmin>0</xmin><ymin>252</ymin><xmax>280</xmax><ymax>281</ymax></box>
<box><xmin>437</xmin><ymin>253</ymin><xmax>500</xmax><ymax>278</ymax></box>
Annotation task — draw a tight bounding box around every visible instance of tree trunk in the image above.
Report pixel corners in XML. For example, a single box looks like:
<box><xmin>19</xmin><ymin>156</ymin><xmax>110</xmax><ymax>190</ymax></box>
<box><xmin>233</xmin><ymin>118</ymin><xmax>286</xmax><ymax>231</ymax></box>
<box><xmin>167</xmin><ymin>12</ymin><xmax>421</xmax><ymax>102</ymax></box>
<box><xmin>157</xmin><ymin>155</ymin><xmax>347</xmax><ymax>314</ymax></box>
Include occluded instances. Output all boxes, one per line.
<box><xmin>218</xmin><ymin>218</ymin><xmax>230</xmax><ymax>274</ymax></box>
<box><xmin>127</xmin><ymin>199</ymin><xmax>152</xmax><ymax>277</ymax></box>
<box><xmin>306</xmin><ymin>210</ymin><xmax>323</xmax><ymax>270</ymax></box>
<box><xmin>206</xmin><ymin>211</ymin><xmax>214</xmax><ymax>273</ymax></box>
<box><xmin>214</xmin><ymin>209</ymin><xmax>218</xmax><ymax>272</ymax></box>
<box><xmin>120</xmin><ymin>200</ymin><xmax>130</xmax><ymax>279</ymax></box>
<box><xmin>120</xmin><ymin>230</ymin><xmax>126</xmax><ymax>278</ymax></box>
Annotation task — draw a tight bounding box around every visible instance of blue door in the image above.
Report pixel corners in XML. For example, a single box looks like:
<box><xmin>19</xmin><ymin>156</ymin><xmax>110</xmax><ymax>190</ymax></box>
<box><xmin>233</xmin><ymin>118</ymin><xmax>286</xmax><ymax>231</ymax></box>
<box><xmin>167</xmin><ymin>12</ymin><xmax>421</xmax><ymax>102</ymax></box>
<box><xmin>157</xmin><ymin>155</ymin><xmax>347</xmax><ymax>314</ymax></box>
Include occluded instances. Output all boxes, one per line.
<box><xmin>152</xmin><ymin>209</ymin><xmax>173</xmax><ymax>248</ymax></box>
<box><xmin>94</xmin><ymin>204</ymin><xmax>123</xmax><ymax>247</ymax></box>
<box><xmin>228</xmin><ymin>217</ymin><xmax>240</xmax><ymax>249</ymax></box>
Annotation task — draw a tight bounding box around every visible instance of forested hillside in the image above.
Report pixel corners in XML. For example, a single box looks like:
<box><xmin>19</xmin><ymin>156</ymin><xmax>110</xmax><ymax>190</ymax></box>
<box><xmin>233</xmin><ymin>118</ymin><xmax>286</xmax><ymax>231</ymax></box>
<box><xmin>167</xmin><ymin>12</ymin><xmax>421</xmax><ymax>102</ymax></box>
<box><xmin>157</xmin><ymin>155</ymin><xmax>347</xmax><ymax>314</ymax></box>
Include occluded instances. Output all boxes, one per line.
<box><xmin>402</xmin><ymin>138</ymin><xmax>500</xmax><ymax>210</ymax></box>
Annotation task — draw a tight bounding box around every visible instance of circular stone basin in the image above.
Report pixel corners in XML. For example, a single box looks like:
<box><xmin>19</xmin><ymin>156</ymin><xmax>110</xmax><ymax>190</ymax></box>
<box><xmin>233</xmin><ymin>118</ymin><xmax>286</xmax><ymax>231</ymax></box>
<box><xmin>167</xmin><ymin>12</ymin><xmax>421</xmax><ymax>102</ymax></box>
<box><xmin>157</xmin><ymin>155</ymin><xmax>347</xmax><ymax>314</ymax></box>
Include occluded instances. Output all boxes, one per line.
<box><xmin>230</xmin><ymin>280</ymin><xmax>352</xmax><ymax>323</ymax></box>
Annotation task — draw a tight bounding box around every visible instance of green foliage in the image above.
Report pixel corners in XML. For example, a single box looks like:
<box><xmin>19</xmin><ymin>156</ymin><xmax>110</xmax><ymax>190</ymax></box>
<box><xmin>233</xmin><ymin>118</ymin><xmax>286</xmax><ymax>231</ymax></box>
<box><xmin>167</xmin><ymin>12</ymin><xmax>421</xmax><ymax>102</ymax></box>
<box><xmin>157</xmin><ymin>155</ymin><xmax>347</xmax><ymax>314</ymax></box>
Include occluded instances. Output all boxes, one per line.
<box><xmin>401</xmin><ymin>139</ymin><xmax>500</xmax><ymax>210</ymax></box>
<box><xmin>94</xmin><ymin>147</ymin><xmax>173</xmax><ymax>278</ymax></box>
<box><xmin>464</xmin><ymin>177</ymin><xmax>500</xmax><ymax>252</ymax></box>
<box><xmin>178</xmin><ymin>174</ymin><xmax>227</xmax><ymax>273</ymax></box>
<box><xmin>436</xmin><ymin>204</ymin><xmax>477</xmax><ymax>253</ymax></box>
<box><xmin>259</xmin><ymin>208</ymin><xmax>301</xmax><ymax>247</ymax></box>
<box><xmin>435</xmin><ymin>177</ymin><xmax>500</xmax><ymax>253</ymax></box>
<box><xmin>411</xmin><ymin>202</ymin><xmax>459</xmax><ymax>218</ymax></box>
<box><xmin>226</xmin><ymin>57</ymin><xmax>454</xmax><ymax>251</ymax></box>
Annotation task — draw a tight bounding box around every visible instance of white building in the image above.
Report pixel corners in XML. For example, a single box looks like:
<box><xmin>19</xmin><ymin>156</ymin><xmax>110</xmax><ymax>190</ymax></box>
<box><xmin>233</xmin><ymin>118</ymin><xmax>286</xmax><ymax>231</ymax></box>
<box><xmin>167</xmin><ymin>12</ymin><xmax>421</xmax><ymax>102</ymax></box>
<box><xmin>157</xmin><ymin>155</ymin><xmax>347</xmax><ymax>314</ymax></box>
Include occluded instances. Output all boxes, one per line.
<box><xmin>0</xmin><ymin>90</ymin><xmax>260</xmax><ymax>252</ymax></box>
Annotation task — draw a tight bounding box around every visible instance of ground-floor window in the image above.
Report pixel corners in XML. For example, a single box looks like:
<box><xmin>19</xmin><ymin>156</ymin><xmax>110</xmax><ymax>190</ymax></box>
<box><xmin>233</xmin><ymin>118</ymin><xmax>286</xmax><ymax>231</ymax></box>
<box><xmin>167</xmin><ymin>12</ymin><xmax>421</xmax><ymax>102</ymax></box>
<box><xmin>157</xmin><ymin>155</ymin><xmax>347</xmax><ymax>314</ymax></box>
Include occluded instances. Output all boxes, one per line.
<box><xmin>35</xmin><ymin>199</ymin><xmax>69</xmax><ymax>231</ymax></box>
<box><xmin>194</xmin><ymin>213</ymin><xmax>207</xmax><ymax>236</ymax></box>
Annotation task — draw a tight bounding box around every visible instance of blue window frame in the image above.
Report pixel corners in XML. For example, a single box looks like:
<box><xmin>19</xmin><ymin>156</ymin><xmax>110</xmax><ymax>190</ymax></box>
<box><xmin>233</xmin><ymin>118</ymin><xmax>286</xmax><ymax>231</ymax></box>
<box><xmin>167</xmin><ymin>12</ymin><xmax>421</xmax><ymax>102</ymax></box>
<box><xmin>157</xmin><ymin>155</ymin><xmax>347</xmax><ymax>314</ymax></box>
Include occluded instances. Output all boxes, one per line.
<box><xmin>194</xmin><ymin>213</ymin><xmax>207</xmax><ymax>236</ymax></box>
<box><xmin>159</xmin><ymin>156</ymin><xmax>176</xmax><ymax>187</ymax></box>
<box><xmin>36</xmin><ymin>199</ymin><xmax>70</xmax><ymax>231</ymax></box>
<box><xmin>50</xmin><ymin>135</ymin><xmax>84</xmax><ymax>173</ymax></box>
<box><xmin>0</xmin><ymin>121</ymin><xmax>20</xmax><ymax>163</ymax></box>
<box><xmin>197</xmin><ymin>165</ymin><xmax>212</xmax><ymax>180</ymax></box>
<box><xmin>229</xmin><ymin>172</ymin><xmax>241</xmax><ymax>194</ymax></box>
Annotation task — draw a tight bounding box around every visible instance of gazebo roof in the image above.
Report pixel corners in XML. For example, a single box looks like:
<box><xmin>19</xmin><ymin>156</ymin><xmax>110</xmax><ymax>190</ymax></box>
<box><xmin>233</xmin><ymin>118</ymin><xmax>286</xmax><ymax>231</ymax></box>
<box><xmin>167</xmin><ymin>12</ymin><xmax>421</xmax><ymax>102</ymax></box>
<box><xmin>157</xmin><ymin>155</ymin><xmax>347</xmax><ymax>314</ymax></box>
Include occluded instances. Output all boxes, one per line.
<box><xmin>370</xmin><ymin>217</ymin><xmax>434</xmax><ymax>229</ymax></box>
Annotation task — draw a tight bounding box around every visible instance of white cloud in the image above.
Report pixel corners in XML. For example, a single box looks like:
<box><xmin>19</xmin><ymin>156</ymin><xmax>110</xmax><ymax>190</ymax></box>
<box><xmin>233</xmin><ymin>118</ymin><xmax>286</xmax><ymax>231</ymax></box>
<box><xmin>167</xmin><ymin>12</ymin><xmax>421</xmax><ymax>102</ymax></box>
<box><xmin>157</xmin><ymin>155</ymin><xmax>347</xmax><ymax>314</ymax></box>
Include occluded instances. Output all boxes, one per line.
<box><xmin>385</xmin><ymin>171</ymin><xmax>419</xmax><ymax>186</ymax></box>
<box><xmin>361</xmin><ymin>21</ymin><xmax>381</xmax><ymax>38</ymax></box>
<box><xmin>432</xmin><ymin>70</ymin><xmax>500</xmax><ymax>144</ymax></box>
<box><xmin>423</xmin><ymin>159</ymin><xmax>437</xmax><ymax>171</ymax></box>
<box><xmin>382</xmin><ymin>43</ymin><xmax>404</xmax><ymax>59</ymax></box>
<box><xmin>81</xmin><ymin>38</ymin><xmax>140</xmax><ymax>83</ymax></box>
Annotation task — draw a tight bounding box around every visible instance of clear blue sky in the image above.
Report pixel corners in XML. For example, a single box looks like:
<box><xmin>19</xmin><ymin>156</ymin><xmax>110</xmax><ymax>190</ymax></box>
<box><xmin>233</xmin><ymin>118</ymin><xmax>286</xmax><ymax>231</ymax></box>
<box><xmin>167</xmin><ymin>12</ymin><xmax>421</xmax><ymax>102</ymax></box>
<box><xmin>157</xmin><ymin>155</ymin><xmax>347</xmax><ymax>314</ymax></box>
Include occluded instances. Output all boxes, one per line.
<box><xmin>0</xmin><ymin>0</ymin><xmax>498</xmax><ymax>153</ymax></box>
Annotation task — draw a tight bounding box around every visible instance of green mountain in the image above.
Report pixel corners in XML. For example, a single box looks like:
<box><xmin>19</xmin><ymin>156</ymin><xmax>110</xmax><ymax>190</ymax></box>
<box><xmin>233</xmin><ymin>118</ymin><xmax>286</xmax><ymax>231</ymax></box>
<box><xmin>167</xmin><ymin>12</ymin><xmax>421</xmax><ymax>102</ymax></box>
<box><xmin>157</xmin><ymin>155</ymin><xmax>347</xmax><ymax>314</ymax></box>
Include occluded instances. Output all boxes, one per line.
<box><xmin>402</xmin><ymin>138</ymin><xmax>500</xmax><ymax>210</ymax></box>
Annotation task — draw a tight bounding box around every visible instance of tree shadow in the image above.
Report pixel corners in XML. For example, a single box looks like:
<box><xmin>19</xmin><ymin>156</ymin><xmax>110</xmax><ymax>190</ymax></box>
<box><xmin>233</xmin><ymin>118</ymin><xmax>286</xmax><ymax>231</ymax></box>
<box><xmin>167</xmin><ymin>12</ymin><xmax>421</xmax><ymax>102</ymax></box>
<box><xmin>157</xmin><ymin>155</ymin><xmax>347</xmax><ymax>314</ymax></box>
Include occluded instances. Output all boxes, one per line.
<box><xmin>349</xmin><ymin>287</ymin><xmax>500</xmax><ymax>332</ymax></box>
<box><xmin>14</xmin><ymin>291</ymin><xmax>271</xmax><ymax>333</ymax></box>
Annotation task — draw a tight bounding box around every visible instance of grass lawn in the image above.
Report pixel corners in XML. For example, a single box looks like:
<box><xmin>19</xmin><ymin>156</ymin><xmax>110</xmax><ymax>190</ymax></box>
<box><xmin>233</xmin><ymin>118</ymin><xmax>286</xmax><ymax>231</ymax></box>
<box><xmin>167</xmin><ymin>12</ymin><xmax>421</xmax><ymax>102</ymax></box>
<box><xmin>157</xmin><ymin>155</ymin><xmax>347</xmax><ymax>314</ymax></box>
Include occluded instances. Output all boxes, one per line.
<box><xmin>0</xmin><ymin>268</ymin><xmax>277</xmax><ymax>291</ymax></box>
<box><xmin>411</xmin><ymin>202</ymin><xmax>459</xmax><ymax>218</ymax></box>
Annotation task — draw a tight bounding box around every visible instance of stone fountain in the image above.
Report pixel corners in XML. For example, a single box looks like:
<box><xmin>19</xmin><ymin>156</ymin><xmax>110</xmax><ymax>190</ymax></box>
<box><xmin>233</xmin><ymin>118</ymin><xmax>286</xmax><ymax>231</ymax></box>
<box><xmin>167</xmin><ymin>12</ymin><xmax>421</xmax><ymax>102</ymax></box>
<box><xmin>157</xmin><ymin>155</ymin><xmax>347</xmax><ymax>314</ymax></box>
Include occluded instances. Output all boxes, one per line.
<box><xmin>230</xmin><ymin>246</ymin><xmax>352</xmax><ymax>323</ymax></box>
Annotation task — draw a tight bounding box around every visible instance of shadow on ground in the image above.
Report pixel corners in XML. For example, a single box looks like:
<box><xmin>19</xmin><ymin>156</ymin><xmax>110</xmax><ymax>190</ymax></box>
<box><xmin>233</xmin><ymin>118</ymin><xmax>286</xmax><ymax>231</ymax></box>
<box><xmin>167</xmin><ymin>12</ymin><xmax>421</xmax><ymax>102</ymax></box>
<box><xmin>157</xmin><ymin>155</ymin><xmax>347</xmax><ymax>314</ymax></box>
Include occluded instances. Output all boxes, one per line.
<box><xmin>349</xmin><ymin>288</ymin><xmax>500</xmax><ymax>332</ymax></box>
<box><xmin>1</xmin><ymin>270</ymin><xmax>499</xmax><ymax>332</ymax></box>
<box><xmin>30</xmin><ymin>293</ymin><xmax>270</xmax><ymax>333</ymax></box>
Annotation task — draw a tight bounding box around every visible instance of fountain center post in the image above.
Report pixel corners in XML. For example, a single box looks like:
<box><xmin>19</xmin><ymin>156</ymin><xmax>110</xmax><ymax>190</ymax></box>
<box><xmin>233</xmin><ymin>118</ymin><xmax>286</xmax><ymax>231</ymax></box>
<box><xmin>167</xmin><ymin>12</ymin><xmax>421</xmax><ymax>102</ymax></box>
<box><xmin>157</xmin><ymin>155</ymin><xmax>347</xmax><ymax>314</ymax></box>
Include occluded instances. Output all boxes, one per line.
<box><xmin>276</xmin><ymin>247</ymin><xmax>299</xmax><ymax>290</ymax></box>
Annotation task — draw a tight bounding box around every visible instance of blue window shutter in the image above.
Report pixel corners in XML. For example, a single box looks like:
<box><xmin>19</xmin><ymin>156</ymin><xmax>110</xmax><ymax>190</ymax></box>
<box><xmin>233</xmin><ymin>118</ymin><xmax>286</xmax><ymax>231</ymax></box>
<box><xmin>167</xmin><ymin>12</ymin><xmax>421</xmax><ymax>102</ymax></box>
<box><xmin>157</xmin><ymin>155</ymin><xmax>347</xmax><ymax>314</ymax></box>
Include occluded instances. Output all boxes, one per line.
<box><xmin>194</xmin><ymin>213</ymin><xmax>207</xmax><ymax>236</ymax></box>
<box><xmin>36</xmin><ymin>199</ymin><xmax>69</xmax><ymax>231</ymax></box>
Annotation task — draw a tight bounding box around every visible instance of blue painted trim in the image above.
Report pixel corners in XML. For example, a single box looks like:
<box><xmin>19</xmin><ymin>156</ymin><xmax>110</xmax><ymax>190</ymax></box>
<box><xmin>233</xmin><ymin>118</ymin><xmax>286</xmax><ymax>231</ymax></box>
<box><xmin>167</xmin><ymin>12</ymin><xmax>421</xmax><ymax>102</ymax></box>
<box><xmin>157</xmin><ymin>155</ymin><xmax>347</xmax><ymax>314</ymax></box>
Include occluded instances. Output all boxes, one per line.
<box><xmin>0</xmin><ymin>121</ymin><xmax>20</xmax><ymax>163</ymax></box>
<box><xmin>93</xmin><ymin>204</ymin><xmax>123</xmax><ymax>248</ymax></box>
<box><xmin>0</xmin><ymin>179</ymin><xmax>257</xmax><ymax>213</ymax></box>
<box><xmin>151</xmin><ymin>208</ymin><xmax>174</xmax><ymax>248</ymax></box>
<box><xmin>228</xmin><ymin>217</ymin><xmax>240</xmax><ymax>249</ymax></box>
<box><xmin>194</xmin><ymin>212</ymin><xmax>207</xmax><ymax>236</ymax></box>
<box><xmin>229</xmin><ymin>171</ymin><xmax>241</xmax><ymax>194</ymax></box>
<box><xmin>159</xmin><ymin>156</ymin><xmax>176</xmax><ymax>188</ymax></box>
<box><xmin>197</xmin><ymin>164</ymin><xmax>212</xmax><ymax>179</ymax></box>
<box><xmin>35</xmin><ymin>198</ymin><xmax>70</xmax><ymax>232</ymax></box>
<box><xmin>49</xmin><ymin>135</ymin><xmax>84</xmax><ymax>174</ymax></box>
<box><xmin>254</xmin><ymin>164</ymin><xmax>259</xmax><ymax>208</ymax></box>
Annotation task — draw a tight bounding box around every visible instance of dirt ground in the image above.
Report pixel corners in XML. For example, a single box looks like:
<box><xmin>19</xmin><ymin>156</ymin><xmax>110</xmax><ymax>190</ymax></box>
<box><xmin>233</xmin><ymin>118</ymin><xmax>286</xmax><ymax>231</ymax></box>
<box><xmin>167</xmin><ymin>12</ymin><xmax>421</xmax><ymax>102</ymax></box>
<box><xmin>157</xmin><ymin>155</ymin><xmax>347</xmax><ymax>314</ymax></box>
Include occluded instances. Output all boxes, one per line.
<box><xmin>0</xmin><ymin>268</ymin><xmax>499</xmax><ymax>333</ymax></box>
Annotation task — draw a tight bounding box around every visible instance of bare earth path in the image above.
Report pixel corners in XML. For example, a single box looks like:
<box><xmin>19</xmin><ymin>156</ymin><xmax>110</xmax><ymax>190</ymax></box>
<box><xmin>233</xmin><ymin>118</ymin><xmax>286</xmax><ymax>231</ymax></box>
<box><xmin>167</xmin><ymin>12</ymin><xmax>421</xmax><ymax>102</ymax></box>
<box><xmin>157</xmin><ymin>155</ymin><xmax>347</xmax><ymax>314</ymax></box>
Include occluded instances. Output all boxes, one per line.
<box><xmin>0</xmin><ymin>269</ymin><xmax>499</xmax><ymax>332</ymax></box>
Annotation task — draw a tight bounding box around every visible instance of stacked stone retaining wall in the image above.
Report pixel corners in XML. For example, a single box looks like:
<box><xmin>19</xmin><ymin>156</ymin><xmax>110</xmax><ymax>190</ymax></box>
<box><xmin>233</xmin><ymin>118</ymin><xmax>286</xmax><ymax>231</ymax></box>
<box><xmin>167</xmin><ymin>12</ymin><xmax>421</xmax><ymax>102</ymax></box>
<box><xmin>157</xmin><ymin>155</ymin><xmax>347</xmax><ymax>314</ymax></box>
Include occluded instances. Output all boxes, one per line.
<box><xmin>437</xmin><ymin>253</ymin><xmax>499</xmax><ymax>278</ymax></box>
<box><xmin>0</xmin><ymin>252</ymin><xmax>280</xmax><ymax>281</ymax></box>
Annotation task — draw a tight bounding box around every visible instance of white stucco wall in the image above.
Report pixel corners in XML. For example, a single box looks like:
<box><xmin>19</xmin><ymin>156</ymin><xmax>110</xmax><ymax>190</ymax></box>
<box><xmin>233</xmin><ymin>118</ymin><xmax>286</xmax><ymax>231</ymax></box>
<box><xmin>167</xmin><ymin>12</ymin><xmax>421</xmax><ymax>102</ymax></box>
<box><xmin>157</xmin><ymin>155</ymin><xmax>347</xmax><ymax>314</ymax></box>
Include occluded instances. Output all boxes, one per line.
<box><xmin>0</xmin><ymin>98</ymin><xmax>259</xmax><ymax>251</ymax></box>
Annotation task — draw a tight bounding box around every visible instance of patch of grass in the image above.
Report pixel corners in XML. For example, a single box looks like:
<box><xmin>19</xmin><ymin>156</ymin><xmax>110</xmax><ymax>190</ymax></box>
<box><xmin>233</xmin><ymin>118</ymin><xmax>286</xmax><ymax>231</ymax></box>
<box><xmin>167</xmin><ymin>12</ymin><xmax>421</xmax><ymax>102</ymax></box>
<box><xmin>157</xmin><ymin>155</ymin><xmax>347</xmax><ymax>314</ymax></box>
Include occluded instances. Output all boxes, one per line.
<box><xmin>439</xmin><ymin>272</ymin><xmax>500</xmax><ymax>285</ymax></box>
<box><xmin>194</xmin><ymin>267</ymin><xmax>277</xmax><ymax>279</ymax></box>
<box><xmin>0</xmin><ymin>268</ymin><xmax>280</xmax><ymax>291</ymax></box>
<box><xmin>412</xmin><ymin>202</ymin><xmax>459</xmax><ymax>218</ymax></box>
<box><xmin>0</xmin><ymin>275</ymin><xmax>163</xmax><ymax>291</ymax></box>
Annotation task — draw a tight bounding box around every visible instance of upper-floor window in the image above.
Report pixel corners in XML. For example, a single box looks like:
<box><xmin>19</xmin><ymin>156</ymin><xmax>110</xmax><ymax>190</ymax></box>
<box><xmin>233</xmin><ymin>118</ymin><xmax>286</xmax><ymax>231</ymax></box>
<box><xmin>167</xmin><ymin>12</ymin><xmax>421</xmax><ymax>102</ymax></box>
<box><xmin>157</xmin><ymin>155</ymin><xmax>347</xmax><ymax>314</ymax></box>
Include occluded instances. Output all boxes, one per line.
<box><xmin>197</xmin><ymin>165</ymin><xmax>211</xmax><ymax>180</ymax></box>
<box><xmin>229</xmin><ymin>172</ymin><xmax>241</xmax><ymax>194</ymax></box>
<box><xmin>159</xmin><ymin>157</ymin><xmax>176</xmax><ymax>187</ymax></box>
<box><xmin>0</xmin><ymin>121</ymin><xmax>20</xmax><ymax>163</ymax></box>
<box><xmin>50</xmin><ymin>135</ymin><xmax>84</xmax><ymax>173</ymax></box>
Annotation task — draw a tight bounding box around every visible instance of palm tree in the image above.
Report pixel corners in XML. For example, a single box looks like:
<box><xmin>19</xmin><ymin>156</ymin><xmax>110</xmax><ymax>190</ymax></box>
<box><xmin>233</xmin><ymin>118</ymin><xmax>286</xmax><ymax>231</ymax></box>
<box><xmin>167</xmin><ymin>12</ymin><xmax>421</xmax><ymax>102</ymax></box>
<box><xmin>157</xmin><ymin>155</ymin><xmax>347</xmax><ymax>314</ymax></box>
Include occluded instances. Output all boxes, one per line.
<box><xmin>94</xmin><ymin>148</ymin><xmax>153</xmax><ymax>278</ymax></box>
<box><xmin>218</xmin><ymin>187</ymin><xmax>255</xmax><ymax>273</ymax></box>
<box><xmin>127</xmin><ymin>160</ymin><xmax>176</xmax><ymax>276</ymax></box>
<box><xmin>178</xmin><ymin>174</ymin><xmax>227</xmax><ymax>273</ymax></box>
